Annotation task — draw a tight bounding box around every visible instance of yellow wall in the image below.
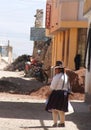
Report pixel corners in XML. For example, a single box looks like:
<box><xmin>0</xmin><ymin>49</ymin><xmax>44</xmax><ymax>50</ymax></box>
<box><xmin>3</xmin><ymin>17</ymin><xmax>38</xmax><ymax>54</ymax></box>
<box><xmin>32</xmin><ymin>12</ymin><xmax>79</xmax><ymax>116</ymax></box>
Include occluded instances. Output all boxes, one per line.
<box><xmin>56</xmin><ymin>33</ymin><xmax>62</xmax><ymax>60</ymax></box>
<box><xmin>51</xmin><ymin>28</ymin><xmax>78</xmax><ymax>69</ymax></box>
<box><xmin>68</xmin><ymin>28</ymin><xmax>78</xmax><ymax>69</ymax></box>
<box><xmin>51</xmin><ymin>32</ymin><xmax>63</xmax><ymax>66</ymax></box>
<box><xmin>52</xmin><ymin>35</ymin><xmax>58</xmax><ymax>66</ymax></box>
<box><xmin>64</xmin><ymin>30</ymin><xmax>68</xmax><ymax>66</ymax></box>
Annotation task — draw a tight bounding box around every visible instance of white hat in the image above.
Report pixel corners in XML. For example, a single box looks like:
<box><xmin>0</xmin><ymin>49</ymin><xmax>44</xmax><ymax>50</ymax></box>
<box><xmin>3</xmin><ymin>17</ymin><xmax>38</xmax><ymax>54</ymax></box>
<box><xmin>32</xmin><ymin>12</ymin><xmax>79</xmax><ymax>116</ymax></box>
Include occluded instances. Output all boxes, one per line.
<box><xmin>54</xmin><ymin>64</ymin><xmax>64</xmax><ymax>69</ymax></box>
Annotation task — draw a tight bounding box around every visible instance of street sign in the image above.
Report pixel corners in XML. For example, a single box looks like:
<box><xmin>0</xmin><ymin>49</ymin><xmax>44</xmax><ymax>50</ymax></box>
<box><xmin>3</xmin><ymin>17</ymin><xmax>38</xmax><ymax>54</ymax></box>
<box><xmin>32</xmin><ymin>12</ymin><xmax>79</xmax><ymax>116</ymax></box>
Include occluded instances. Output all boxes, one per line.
<box><xmin>30</xmin><ymin>27</ymin><xmax>46</xmax><ymax>41</ymax></box>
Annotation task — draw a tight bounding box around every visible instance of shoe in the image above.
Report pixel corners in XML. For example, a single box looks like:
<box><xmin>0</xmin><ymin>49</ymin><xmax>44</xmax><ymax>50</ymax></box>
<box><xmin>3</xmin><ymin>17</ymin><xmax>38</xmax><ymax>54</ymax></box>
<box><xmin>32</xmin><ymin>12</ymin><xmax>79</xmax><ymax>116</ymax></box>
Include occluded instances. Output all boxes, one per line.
<box><xmin>52</xmin><ymin>123</ymin><xmax>57</xmax><ymax>127</ymax></box>
<box><xmin>58</xmin><ymin>123</ymin><xmax>65</xmax><ymax>127</ymax></box>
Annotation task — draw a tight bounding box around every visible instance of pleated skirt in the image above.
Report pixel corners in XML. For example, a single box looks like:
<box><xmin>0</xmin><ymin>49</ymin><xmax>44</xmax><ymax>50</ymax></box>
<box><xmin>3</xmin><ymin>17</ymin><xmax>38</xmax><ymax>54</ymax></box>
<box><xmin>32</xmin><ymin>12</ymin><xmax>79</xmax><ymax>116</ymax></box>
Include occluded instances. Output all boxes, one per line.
<box><xmin>45</xmin><ymin>90</ymin><xmax>69</xmax><ymax>112</ymax></box>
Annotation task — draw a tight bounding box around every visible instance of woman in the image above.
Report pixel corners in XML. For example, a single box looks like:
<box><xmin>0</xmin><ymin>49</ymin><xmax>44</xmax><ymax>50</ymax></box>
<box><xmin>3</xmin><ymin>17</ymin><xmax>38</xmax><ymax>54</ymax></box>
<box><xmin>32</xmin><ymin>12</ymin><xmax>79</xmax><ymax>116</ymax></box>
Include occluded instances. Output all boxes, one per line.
<box><xmin>45</xmin><ymin>64</ymin><xmax>70</xmax><ymax>127</ymax></box>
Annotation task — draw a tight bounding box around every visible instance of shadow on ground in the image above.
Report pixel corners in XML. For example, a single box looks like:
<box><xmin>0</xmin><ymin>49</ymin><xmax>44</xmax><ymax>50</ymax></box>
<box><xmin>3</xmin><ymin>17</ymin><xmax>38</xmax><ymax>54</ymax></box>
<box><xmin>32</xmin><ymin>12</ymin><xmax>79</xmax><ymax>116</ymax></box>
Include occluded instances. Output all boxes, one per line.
<box><xmin>0</xmin><ymin>101</ymin><xmax>91</xmax><ymax>130</ymax></box>
<box><xmin>0</xmin><ymin>101</ymin><xmax>51</xmax><ymax>120</ymax></box>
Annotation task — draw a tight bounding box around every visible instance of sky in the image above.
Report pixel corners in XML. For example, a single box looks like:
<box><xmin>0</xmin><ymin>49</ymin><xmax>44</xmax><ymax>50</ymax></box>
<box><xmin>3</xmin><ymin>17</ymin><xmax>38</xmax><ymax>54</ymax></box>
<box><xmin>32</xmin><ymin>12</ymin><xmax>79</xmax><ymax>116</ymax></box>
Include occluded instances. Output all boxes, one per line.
<box><xmin>0</xmin><ymin>0</ymin><xmax>46</xmax><ymax>58</ymax></box>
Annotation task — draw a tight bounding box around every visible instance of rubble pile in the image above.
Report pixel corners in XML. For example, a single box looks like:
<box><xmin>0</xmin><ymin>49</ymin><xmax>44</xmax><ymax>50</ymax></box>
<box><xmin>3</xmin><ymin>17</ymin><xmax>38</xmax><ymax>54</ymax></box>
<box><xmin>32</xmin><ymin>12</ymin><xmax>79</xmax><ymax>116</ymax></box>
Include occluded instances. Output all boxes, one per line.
<box><xmin>30</xmin><ymin>85</ymin><xmax>85</xmax><ymax>100</ymax></box>
<box><xmin>0</xmin><ymin>77</ymin><xmax>44</xmax><ymax>95</ymax></box>
<box><xmin>4</xmin><ymin>54</ymin><xmax>31</xmax><ymax>71</ymax></box>
<box><xmin>30</xmin><ymin>68</ymin><xmax>86</xmax><ymax>100</ymax></box>
<box><xmin>0</xmin><ymin>80</ymin><xmax>21</xmax><ymax>94</ymax></box>
<box><xmin>66</xmin><ymin>68</ymin><xmax>85</xmax><ymax>93</ymax></box>
<box><xmin>0</xmin><ymin>58</ymin><xmax>86</xmax><ymax>100</ymax></box>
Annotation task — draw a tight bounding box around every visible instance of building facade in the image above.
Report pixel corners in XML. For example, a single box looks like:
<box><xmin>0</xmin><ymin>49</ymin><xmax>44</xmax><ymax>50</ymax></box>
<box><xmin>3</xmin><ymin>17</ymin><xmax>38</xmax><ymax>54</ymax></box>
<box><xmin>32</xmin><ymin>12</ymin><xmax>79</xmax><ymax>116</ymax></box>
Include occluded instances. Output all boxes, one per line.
<box><xmin>0</xmin><ymin>43</ymin><xmax>12</xmax><ymax>64</ymax></box>
<box><xmin>46</xmin><ymin>0</ymin><xmax>88</xmax><ymax>69</ymax></box>
<box><xmin>0</xmin><ymin>42</ymin><xmax>13</xmax><ymax>70</ymax></box>
<box><xmin>84</xmin><ymin>0</ymin><xmax>91</xmax><ymax>103</ymax></box>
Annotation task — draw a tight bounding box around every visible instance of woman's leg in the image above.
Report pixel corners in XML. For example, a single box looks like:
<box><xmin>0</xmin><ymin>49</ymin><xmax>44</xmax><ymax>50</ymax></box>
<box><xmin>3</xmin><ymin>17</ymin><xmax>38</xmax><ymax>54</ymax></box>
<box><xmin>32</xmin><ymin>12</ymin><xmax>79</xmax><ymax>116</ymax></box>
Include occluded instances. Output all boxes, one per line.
<box><xmin>58</xmin><ymin>110</ymin><xmax>65</xmax><ymax>124</ymax></box>
<box><xmin>52</xmin><ymin>109</ymin><xmax>58</xmax><ymax>124</ymax></box>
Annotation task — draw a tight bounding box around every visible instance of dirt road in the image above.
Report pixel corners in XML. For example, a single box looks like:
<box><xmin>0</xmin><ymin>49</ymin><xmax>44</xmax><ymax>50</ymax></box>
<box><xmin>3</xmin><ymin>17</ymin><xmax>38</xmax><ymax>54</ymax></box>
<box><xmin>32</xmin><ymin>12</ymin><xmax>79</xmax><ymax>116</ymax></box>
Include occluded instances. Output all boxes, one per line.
<box><xmin>0</xmin><ymin>93</ymin><xmax>91</xmax><ymax>130</ymax></box>
<box><xmin>0</xmin><ymin>70</ymin><xmax>48</xmax><ymax>130</ymax></box>
<box><xmin>0</xmin><ymin>71</ymin><xmax>91</xmax><ymax>130</ymax></box>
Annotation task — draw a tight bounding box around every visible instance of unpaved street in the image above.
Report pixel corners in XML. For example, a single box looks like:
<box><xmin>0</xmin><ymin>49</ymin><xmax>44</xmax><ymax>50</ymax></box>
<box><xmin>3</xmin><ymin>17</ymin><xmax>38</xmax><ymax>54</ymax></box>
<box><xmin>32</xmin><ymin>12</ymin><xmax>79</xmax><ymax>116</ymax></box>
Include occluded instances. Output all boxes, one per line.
<box><xmin>0</xmin><ymin>93</ymin><xmax>49</xmax><ymax>130</ymax></box>
<box><xmin>0</xmin><ymin>93</ymin><xmax>91</xmax><ymax>130</ymax></box>
<box><xmin>0</xmin><ymin>71</ymin><xmax>91</xmax><ymax>130</ymax></box>
<box><xmin>0</xmin><ymin>70</ymin><xmax>49</xmax><ymax>130</ymax></box>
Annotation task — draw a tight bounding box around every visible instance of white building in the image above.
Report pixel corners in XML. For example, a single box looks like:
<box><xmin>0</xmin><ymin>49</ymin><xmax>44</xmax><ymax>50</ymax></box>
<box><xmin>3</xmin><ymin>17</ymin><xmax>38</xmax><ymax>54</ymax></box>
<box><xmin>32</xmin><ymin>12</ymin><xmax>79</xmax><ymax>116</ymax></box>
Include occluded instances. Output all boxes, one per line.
<box><xmin>84</xmin><ymin>0</ymin><xmax>91</xmax><ymax>103</ymax></box>
<box><xmin>0</xmin><ymin>43</ymin><xmax>12</xmax><ymax>70</ymax></box>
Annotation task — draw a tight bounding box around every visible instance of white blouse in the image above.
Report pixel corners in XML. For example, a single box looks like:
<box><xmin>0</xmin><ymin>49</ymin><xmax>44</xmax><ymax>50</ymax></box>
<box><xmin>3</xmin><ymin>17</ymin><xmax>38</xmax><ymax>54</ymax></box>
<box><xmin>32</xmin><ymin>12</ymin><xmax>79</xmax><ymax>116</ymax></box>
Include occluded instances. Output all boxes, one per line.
<box><xmin>50</xmin><ymin>73</ymin><xmax>70</xmax><ymax>91</ymax></box>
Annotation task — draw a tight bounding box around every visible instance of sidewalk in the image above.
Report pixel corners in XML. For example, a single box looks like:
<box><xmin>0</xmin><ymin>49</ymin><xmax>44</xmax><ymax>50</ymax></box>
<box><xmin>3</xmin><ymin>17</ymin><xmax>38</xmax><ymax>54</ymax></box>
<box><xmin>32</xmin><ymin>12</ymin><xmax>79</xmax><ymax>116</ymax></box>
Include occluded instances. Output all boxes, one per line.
<box><xmin>0</xmin><ymin>93</ymin><xmax>91</xmax><ymax>130</ymax></box>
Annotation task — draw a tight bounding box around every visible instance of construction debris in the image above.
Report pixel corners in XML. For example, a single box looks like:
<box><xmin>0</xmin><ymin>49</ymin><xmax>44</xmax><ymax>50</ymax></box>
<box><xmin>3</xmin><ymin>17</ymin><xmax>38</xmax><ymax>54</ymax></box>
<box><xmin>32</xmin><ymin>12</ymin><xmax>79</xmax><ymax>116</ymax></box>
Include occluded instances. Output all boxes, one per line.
<box><xmin>4</xmin><ymin>54</ymin><xmax>31</xmax><ymax>71</ymax></box>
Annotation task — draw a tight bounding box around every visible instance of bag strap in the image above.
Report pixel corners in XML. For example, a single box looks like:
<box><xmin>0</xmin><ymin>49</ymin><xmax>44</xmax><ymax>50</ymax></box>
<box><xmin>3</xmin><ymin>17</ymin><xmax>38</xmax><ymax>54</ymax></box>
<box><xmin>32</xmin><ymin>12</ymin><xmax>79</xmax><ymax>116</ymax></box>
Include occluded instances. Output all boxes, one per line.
<box><xmin>56</xmin><ymin>74</ymin><xmax>65</xmax><ymax>90</ymax></box>
<box><xmin>58</xmin><ymin>74</ymin><xmax>71</xmax><ymax>92</ymax></box>
<box><xmin>62</xmin><ymin>74</ymin><xmax>65</xmax><ymax>90</ymax></box>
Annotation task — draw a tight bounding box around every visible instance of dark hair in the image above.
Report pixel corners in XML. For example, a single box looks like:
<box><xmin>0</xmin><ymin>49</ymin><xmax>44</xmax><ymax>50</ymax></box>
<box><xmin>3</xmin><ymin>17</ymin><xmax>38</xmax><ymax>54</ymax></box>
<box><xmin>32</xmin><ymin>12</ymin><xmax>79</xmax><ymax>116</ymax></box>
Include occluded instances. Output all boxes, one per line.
<box><xmin>56</xmin><ymin>61</ymin><xmax>63</xmax><ymax>66</ymax></box>
<box><xmin>59</xmin><ymin>68</ymin><xmax>64</xmax><ymax>74</ymax></box>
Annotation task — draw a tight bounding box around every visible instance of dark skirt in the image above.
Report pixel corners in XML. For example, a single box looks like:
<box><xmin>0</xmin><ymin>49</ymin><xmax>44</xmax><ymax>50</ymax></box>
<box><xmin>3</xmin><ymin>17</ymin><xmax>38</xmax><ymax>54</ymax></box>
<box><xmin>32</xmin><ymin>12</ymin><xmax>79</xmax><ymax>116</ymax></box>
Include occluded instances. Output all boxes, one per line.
<box><xmin>45</xmin><ymin>90</ymin><xmax>69</xmax><ymax>112</ymax></box>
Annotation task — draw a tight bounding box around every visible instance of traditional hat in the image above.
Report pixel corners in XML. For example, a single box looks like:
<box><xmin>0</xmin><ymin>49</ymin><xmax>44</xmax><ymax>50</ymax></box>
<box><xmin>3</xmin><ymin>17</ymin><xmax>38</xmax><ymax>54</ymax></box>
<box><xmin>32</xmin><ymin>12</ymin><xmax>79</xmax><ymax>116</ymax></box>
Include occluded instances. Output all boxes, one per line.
<box><xmin>56</xmin><ymin>61</ymin><xmax>63</xmax><ymax>66</ymax></box>
<box><xmin>54</xmin><ymin>64</ymin><xmax>64</xmax><ymax>69</ymax></box>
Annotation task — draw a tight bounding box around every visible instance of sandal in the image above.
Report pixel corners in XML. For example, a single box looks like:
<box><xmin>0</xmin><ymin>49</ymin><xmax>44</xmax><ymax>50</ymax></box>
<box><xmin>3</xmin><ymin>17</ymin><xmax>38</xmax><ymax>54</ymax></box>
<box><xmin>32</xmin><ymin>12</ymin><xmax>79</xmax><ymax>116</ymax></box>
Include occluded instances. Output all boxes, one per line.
<box><xmin>52</xmin><ymin>123</ymin><xmax>57</xmax><ymax>127</ymax></box>
<box><xmin>58</xmin><ymin>123</ymin><xmax>65</xmax><ymax>127</ymax></box>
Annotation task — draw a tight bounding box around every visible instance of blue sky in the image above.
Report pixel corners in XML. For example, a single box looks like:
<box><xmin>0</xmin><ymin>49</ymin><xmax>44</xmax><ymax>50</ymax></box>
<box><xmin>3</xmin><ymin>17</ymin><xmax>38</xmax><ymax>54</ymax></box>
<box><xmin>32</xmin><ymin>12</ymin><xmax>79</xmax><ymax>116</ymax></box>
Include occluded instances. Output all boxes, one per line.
<box><xmin>0</xmin><ymin>0</ymin><xmax>46</xmax><ymax>58</ymax></box>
